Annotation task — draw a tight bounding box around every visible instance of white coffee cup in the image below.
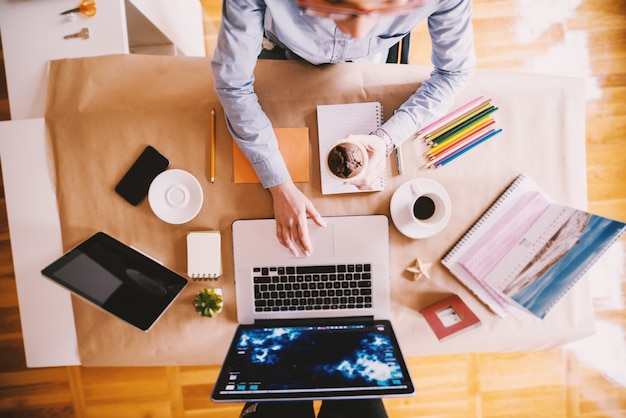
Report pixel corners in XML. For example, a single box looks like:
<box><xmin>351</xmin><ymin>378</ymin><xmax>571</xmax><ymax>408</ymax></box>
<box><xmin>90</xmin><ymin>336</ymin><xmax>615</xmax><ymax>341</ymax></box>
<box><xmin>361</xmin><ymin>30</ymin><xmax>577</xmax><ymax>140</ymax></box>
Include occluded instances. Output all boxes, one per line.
<box><xmin>390</xmin><ymin>178</ymin><xmax>451</xmax><ymax>239</ymax></box>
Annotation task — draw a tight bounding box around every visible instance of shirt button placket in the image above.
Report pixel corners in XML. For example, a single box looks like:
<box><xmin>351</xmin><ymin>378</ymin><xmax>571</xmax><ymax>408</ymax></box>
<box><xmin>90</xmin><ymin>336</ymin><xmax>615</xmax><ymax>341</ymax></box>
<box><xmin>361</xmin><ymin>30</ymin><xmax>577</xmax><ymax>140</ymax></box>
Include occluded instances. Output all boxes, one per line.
<box><xmin>332</xmin><ymin>29</ymin><xmax>349</xmax><ymax>63</ymax></box>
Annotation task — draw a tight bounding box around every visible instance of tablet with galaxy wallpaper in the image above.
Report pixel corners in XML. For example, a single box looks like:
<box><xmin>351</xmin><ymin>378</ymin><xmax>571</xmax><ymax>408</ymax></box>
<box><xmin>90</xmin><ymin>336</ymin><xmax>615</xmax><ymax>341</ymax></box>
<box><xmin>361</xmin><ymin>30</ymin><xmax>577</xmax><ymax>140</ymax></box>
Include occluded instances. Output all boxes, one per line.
<box><xmin>211</xmin><ymin>318</ymin><xmax>415</xmax><ymax>402</ymax></box>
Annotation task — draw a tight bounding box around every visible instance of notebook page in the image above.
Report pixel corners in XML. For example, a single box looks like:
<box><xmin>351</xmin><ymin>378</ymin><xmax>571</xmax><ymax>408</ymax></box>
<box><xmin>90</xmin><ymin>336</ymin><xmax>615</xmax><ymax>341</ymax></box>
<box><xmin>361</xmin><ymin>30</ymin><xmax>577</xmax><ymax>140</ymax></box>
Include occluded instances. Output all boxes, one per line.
<box><xmin>441</xmin><ymin>174</ymin><xmax>543</xmax><ymax>318</ymax></box>
<box><xmin>317</xmin><ymin>102</ymin><xmax>384</xmax><ymax>195</ymax></box>
<box><xmin>187</xmin><ymin>231</ymin><xmax>222</xmax><ymax>280</ymax></box>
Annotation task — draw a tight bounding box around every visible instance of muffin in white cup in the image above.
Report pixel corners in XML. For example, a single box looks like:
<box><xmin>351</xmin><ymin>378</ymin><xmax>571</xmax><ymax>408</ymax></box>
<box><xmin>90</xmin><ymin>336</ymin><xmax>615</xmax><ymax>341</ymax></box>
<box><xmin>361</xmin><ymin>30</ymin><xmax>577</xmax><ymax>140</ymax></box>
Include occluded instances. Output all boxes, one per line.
<box><xmin>326</xmin><ymin>140</ymin><xmax>369</xmax><ymax>182</ymax></box>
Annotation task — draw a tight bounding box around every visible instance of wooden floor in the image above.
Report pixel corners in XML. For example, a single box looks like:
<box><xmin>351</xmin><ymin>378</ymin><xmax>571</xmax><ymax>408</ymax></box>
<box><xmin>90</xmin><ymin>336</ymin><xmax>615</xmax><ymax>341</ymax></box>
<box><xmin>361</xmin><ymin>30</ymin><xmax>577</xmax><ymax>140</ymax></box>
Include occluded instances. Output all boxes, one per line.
<box><xmin>1</xmin><ymin>1</ymin><xmax>625</xmax><ymax>416</ymax></box>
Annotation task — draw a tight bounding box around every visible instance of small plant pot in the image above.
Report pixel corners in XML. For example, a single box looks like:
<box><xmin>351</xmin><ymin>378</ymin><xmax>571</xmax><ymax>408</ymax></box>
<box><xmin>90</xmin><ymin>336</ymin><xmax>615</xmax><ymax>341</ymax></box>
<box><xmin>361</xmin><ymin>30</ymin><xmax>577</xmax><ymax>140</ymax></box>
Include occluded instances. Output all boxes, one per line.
<box><xmin>193</xmin><ymin>288</ymin><xmax>223</xmax><ymax>318</ymax></box>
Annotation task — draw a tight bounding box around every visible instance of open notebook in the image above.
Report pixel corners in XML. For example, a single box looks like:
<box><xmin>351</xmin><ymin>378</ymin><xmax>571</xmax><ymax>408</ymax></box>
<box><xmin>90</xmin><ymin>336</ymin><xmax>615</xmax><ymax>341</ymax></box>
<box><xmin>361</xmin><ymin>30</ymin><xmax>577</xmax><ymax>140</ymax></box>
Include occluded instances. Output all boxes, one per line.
<box><xmin>317</xmin><ymin>102</ymin><xmax>385</xmax><ymax>194</ymax></box>
<box><xmin>442</xmin><ymin>174</ymin><xmax>626</xmax><ymax>319</ymax></box>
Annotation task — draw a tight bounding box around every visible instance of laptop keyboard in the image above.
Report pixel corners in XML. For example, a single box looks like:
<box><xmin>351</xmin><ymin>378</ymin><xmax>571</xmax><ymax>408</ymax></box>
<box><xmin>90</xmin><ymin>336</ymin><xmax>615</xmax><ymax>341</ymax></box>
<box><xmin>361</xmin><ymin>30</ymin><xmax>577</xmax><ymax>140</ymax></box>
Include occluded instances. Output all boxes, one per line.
<box><xmin>253</xmin><ymin>264</ymin><xmax>372</xmax><ymax>312</ymax></box>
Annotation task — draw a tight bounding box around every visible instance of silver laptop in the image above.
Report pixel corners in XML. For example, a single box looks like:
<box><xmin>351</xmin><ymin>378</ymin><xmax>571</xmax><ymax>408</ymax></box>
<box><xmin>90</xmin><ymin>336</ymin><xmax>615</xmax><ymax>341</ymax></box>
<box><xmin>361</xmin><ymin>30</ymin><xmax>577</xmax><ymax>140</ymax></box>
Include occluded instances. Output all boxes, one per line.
<box><xmin>232</xmin><ymin>214</ymin><xmax>391</xmax><ymax>324</ymax></box>
<box><xmin>212</xmin><ymin>215</ymin><xmax>414</xmax><ymax>402</ymax></box>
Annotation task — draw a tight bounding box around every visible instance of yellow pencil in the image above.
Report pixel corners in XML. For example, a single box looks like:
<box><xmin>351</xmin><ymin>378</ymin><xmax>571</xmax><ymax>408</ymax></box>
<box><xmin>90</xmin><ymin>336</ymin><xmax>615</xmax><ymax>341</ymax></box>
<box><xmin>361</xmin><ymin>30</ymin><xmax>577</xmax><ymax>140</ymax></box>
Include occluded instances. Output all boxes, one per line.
<box><xmin>427</xmin><ymin>117</ymin><xmax>495</xmax><ymax>158</ymax></box>
<box><xmin>425</xmin><ymin>101</ymin><xmax>493</xmax><ymax>143</ymax></box>
<box><xmin>210</xmin><ymin>108</ymin><xmax>216</xmax><ymax>184</ymax></box>
<box><xmin>427</xmin><ymin>124</ymin><xmax>495</xmax><ymax>163</ymax></box>
<box><xmin>415</xmin><ymin>96</ymin><xmax>489</xmax><ymax>141</ymax></box>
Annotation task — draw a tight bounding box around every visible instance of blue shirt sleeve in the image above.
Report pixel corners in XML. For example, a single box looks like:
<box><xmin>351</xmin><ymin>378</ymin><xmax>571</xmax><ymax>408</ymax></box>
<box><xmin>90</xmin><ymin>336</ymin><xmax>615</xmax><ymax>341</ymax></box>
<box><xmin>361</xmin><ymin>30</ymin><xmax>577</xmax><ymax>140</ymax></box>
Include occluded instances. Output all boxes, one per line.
<box><xmin>381</xmin><ymin>0</ymin><xmax>476</xmax><ymax>149</ymax></box>
<box><xmin>211</xmin><ymin>0</ymin><xmax>292</xmax><ymax>188</ymax></box>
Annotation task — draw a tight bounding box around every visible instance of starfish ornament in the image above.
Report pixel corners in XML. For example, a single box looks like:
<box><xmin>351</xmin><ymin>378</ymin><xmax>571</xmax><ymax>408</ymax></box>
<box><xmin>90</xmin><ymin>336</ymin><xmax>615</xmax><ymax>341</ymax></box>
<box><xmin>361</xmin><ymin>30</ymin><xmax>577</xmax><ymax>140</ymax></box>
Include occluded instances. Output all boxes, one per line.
<box><xmin>406</xmin><ymin>258</ymin><xmax>432</xmax><ymax>281</ymax></box>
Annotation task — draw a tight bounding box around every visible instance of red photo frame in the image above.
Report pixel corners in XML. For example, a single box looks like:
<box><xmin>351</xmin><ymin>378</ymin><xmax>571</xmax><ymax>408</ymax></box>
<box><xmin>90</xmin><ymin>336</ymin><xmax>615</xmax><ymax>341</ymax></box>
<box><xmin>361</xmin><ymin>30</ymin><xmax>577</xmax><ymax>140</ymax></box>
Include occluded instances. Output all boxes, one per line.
<box><xmin>420</xmin><ymin>294</ymin><xmax>481</xmax><ymax>341</ymax></box>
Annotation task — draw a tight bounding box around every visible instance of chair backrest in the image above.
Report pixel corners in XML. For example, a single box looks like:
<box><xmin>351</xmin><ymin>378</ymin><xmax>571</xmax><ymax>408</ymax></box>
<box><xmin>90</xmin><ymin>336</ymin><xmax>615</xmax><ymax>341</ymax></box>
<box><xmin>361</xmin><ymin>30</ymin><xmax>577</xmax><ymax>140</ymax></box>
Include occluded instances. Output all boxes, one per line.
<box><xmin>386</xmin><ymin>33</ymin><xmax>411</xmax><ymax>64</ymax></box>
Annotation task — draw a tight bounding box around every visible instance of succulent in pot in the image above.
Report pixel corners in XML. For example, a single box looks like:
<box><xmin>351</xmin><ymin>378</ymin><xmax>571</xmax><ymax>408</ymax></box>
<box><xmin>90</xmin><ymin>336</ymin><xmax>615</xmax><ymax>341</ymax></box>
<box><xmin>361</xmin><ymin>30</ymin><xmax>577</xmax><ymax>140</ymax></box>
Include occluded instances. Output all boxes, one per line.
<box><xmin>193</xmin><ymin>288</ymin><xmax>223</xmax><ymax>318</ymax></box>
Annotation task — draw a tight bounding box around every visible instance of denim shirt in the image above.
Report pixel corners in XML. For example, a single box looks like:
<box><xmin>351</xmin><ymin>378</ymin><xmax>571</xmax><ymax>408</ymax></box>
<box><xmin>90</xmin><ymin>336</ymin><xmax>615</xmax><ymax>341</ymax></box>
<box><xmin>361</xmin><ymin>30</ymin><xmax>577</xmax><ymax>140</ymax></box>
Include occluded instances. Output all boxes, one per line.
<box><xmin>211</xmin><ymin>0</ymin><xmax>476</xmax><ymax>188</ymax></box>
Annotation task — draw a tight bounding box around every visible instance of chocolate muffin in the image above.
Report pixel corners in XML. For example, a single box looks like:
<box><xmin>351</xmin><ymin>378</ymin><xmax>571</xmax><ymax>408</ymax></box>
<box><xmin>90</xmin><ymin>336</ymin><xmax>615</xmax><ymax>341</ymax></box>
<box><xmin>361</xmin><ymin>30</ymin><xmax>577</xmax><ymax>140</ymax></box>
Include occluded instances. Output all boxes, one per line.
<box><xmin>327</xmin><ymin>141</ymin><xmax>367</xmax><ymax>179</ymax></box>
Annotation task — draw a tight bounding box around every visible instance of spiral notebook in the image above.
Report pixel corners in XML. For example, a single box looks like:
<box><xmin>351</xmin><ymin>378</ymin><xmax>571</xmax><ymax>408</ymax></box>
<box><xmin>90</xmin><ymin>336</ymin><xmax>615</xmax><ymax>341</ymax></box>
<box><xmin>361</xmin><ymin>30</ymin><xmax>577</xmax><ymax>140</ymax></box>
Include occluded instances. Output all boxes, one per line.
<box><xmin>442</xmin><ymin>174</ymin><xmax>626</xmax><ymax>319</ymax></box>
<box><xmin>187</xmin><ymin>231</ymin><xmax>222</xmax><ymax>280</ymax></box>
<box><xmin>317</xmin><ymin>102</ymin><xmax>385</xmax><ymax>195</ymax></box>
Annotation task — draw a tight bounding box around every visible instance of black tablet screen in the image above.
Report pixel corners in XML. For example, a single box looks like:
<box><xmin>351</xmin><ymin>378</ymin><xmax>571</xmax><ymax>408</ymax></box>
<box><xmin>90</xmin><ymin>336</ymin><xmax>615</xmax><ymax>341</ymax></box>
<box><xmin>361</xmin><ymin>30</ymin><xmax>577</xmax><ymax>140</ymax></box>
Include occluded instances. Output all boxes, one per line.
<box><xmin>41</xmin><ymin>232</ymin><xmax>187</xmax><ymax>331</ymax></box>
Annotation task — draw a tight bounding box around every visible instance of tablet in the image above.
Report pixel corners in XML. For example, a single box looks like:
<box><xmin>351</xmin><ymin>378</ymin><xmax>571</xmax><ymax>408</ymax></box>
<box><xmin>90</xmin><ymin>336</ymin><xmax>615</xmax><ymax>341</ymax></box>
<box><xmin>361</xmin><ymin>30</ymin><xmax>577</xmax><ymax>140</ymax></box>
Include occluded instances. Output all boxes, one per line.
<box><xmin>41</xmin><ymin>232</ymin><xmax>188</xmax><ymax>331</ymax></box>
<box><xmin>211</xmin><ymin>318</ymin><xmax>415</xmax><ymax>402</ymax></box>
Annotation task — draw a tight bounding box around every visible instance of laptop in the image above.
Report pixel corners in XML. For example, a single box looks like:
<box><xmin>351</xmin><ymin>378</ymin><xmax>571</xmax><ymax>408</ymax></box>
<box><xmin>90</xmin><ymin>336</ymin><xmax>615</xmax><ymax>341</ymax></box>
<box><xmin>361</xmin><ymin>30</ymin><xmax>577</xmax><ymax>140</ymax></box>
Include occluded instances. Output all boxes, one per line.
<box><xmin>211</xmin><ymin>215</ymin><xmax>415</xmax><ymax>402</ymax></box>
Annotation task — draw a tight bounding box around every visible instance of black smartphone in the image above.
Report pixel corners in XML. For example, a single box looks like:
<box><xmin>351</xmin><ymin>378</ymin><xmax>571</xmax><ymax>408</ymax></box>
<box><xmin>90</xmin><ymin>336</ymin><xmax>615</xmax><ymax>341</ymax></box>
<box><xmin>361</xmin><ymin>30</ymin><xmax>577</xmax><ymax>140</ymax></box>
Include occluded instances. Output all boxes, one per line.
<box><xmin>115</xmin><ymin>145</ymin><xmax>170</xmax><ymax>206</ymax></box>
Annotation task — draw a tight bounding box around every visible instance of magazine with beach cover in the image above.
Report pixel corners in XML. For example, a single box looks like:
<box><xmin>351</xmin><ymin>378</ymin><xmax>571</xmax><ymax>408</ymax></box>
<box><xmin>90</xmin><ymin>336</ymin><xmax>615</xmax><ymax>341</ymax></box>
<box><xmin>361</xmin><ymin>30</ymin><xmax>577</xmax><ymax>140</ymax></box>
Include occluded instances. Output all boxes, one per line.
<box><xmin>442</xmin><ymin>174</ymin><xmax>626</xmax><ymax>319</ymax></box>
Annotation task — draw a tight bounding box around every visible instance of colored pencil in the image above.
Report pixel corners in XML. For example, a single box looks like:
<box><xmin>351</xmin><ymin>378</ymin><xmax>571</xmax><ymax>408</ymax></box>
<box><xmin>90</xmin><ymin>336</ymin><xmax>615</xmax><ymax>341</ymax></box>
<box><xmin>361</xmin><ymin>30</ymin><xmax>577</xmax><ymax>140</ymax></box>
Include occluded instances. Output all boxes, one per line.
<box><xmin>427</xmin><ymin>105</ymin><xmax>499</xmax><ymax>146</ymax></box>
<box><xmin>437</xmin><ymin>129</ymin><xmax>502</xmax><ymax>166</ymax></box>
<box><xmin>424</xmin><ymin>127</ymin><xmax>495</xmax><ymax>166</ymax></box>
<box><xmin>422</xmin><ymin>128</ymin><xmax>502</xmax><ymax>169</ymax></box>
<box><xmin>417</xmin><ymin>96</ymin><xmax>488</xmax><ymax>137</ymax></box>
<box><xmin>426</xmin><ymin>117</ymin><xmax>495</xmax><ymax>157</ymax></box>
<box><xmin>425</xmin><ymin>102</ymin><xmax>494</xmax><ymax>144</ymax></box>
<box><xmin>415</xmin><ymin>95</ymin><xmax>502</xmax><ymax>169</ymax></box>
<box><xmin>414</xmin><ymin>96</ymin><xmax>490</xmax><ymax>141</ymax></box>
<box><xmin>428</xmin><ymin>125</ymin><xmax>496</xmax><ymax>162</ymax></box>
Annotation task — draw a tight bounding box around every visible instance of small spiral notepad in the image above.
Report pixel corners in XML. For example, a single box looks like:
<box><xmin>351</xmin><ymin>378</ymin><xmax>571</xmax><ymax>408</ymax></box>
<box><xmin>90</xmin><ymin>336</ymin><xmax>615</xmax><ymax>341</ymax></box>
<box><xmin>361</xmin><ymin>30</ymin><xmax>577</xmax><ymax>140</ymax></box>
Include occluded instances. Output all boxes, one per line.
<box><xmin>187</xmin><ymin>231</ymin><xmax>222</xmax><ymax>280</ymax></box>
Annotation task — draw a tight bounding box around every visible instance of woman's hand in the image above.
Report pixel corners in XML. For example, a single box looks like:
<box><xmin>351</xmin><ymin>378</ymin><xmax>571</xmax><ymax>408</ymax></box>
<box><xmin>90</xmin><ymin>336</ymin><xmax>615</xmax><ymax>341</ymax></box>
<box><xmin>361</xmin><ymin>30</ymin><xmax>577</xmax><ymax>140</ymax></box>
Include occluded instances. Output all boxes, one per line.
<box><xmin>269</xmin><ymin>181</ymin><xmax>326</xmax><ymax>257</ymax></box>
<box><xmin>343</xmin><ymin>134</ymin><xmax>387</xmax><ymax>190</ymax></box>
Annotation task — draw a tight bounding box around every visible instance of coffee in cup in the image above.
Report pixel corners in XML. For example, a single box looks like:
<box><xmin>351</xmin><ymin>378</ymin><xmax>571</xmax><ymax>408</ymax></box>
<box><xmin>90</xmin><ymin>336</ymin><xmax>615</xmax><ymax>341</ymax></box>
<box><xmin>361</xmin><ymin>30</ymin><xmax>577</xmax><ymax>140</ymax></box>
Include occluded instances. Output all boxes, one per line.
<box><xmin>408</xmin><ymin>182</ymin><xmax>447</xmax><ymax>226</ymax></box>
<box><xmin>390</xmin><ymin>178</ymin><xmax>452</xmax><ymax>239</ymax></box>
<box><xmin>412</xmin><ymin>195</ymin><xmax>437</xmax><ymax>221</ymax></box>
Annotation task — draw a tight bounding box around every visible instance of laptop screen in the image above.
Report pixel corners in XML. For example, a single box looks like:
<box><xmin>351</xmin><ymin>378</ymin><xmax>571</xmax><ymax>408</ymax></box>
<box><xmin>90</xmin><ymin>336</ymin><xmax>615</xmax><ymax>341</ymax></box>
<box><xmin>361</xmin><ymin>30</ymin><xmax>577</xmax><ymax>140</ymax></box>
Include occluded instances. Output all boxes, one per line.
<box><xmin>211</xmin><ymin>319</ymin><xmax>414</xmax><ymax>401</ymax></box>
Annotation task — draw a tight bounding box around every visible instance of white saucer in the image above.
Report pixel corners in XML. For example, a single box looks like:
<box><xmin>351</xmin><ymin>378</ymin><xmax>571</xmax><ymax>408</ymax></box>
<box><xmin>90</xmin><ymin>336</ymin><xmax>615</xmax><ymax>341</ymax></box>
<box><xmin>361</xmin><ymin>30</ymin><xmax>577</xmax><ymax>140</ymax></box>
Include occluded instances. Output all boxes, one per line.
<box><xmin>148</xmin><ymin>169</ymin><xmax>203</xmax><ymax>224</ymax></box>
<box><xmin>390</xmin><ymin>178</ymin><xmax>451</xmax><ymax>239</ymax></box>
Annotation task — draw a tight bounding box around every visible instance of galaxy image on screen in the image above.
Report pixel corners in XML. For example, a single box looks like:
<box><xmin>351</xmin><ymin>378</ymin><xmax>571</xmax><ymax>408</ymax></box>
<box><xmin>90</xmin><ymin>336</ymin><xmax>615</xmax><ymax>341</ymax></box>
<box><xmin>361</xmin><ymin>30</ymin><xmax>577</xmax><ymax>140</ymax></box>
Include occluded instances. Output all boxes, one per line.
<box><xmin>220</xmin><ymin>323</ymin><xmax>409</xmax><ymax>395</ymax></box>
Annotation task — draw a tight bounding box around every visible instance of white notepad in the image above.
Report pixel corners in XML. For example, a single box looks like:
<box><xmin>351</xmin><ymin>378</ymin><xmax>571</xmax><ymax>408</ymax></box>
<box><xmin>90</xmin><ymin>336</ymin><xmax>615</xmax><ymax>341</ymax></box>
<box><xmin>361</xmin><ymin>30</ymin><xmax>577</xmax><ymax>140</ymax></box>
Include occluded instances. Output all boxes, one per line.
<box><xmin>187</xmin><ymin>231</ymin><xmax>222</xmax><ymax>280</ymax></box>
<box><xmin>317</xmin><ymin>102</ymin><xmax>385</xmax><ymax>195</ymax></box>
